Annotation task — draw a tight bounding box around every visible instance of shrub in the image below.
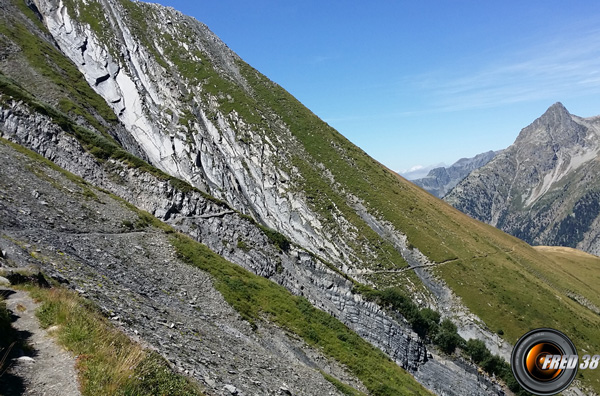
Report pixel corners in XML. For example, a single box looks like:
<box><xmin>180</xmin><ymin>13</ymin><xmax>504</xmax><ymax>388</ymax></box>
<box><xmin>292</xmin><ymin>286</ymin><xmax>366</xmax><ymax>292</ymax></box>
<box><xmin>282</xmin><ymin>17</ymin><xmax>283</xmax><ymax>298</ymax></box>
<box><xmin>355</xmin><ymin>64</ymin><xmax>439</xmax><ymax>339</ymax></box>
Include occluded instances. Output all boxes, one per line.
<box><xmin>433</xmin><ymin>319</ymin><xmax>464</xmax><ymax>354</ymax></box>
<box><xmin>481</xmin><ymin>354</ymin><xmax>507</xmax><ymax>377</ymax></box>
<box><xmin>465</xmin><ymin>338</ymin><xmax>490</xmax><ymax>364</ymax></box>
<box><xmin>236</xmin><ymin>239</ymin><xmax>251</xmax><ymax>252</ymax></box>
<box><xmin>259</xmin><ymin>225</ymin><xmax>291</xmax><ymax>252</ymax></box>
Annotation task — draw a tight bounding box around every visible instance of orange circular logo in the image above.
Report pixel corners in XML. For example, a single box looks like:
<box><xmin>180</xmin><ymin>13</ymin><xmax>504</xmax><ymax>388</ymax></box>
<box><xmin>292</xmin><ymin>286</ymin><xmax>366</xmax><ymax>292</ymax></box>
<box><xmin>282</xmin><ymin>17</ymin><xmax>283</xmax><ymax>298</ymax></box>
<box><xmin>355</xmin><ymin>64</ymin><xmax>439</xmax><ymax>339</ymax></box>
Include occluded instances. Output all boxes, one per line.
<box><xmin>511</xmin><ymin>328</ymin><xmax>578</xmax><ymax>395</ymax></box>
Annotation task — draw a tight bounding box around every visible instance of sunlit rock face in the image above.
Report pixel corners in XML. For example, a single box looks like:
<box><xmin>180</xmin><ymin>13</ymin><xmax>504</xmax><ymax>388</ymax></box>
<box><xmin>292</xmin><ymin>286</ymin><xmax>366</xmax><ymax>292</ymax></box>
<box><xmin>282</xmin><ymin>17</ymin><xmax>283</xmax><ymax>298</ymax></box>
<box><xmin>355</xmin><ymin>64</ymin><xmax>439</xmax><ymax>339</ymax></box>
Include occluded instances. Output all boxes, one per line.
<box><xmin>446</xmin><ymin>103</ymin><xmax>600</xmax><ymax>255</ymax></box>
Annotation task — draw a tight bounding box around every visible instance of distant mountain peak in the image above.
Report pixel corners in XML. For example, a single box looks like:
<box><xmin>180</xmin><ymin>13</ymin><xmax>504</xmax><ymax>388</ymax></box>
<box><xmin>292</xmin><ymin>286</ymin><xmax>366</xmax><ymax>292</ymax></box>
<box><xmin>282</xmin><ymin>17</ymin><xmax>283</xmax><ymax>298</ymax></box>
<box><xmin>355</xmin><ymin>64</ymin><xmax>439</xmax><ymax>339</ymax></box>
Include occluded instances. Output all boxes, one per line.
<box><xmin>514</xmin><ymin>102</ymin><xmax>585</xmax><ymax>147</ymax></box>
<box><xmin>538</xmin><ymin>101</ymin><xmax>571</xmax><ymax>123</ymax></box>
<box><xmin>445</xmin><ymin>103</ymin><xmax>600</xmax><ymax>255</ymax></box>
<box><xmin>549</xmin><ymin>101</ymin><xmax>568</xmax><ymax>112</ymax></box>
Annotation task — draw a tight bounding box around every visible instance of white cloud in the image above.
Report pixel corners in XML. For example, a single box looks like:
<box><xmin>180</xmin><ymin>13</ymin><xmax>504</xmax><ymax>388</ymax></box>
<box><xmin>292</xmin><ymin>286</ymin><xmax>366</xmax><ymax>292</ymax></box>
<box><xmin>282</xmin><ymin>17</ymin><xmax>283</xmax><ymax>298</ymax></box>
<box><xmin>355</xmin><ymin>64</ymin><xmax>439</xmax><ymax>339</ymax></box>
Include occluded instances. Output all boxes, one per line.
<box><xmin>399</xmin><ymin>163</ymin><xmax>445</xmax><ymax>180</ymax></box>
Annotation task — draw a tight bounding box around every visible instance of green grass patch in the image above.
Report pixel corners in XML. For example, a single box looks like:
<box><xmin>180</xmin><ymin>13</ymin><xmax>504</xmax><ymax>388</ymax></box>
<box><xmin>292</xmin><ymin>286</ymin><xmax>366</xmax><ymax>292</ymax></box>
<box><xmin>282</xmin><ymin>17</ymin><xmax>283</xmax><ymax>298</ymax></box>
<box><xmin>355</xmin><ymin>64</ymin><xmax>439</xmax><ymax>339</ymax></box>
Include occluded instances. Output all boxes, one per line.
<box><xmin>170</xmin><ymin>232</ymin><xmax>431</xmax><ymax>396</ymax></box>
<box><xmin>29</xmin><ymin>286</ymin><xmax>204</xmax><ymax>396</ymax></box>
<box><xmin>11</xmin><ymin>0</ymin><xmax>46</xmax><ymax>31</ymax></box>
<box><xmin>435</xmin><ymin>242</ymin><xmax>600</xmax><ymax>391</ymax></box>
<box><xmin>321</xmin><ymin>371</ymin><xmax>368</xmax><ymax>396</ymax></box>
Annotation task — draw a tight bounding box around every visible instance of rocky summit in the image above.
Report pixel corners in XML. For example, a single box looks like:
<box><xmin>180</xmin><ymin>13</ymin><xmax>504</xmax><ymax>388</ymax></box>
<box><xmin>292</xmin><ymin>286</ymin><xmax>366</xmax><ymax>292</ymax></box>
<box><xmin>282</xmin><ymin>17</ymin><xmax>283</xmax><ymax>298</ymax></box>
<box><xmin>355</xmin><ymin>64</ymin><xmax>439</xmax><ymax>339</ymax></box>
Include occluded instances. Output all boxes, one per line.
<box><xmin>1</xmin><ymin>0</ymin><xmax>599</xmax><ymax>395</ymax></box>
<box><xmin>445</xmin><ymin>102</ymin><xmax>600</xmax><ymax>256</ymax></box>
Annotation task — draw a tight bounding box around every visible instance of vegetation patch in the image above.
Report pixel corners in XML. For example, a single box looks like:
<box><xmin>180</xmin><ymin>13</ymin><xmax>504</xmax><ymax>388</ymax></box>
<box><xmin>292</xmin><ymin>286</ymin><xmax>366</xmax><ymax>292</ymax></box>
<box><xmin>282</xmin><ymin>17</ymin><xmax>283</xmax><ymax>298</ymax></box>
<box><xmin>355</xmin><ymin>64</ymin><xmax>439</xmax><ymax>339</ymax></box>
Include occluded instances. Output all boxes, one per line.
<box><xmin>0</xmin><ymin>14</ymin><xmax>118</xmax><ymax>133</ymax></box>
<box><xmin>463</xmin><ymin>339</ymin><xmax>529</xmax><ymax>395</ymax></box>
<box><xmin>357</xmin><ymin>285</ymin><xmax>463</xmax><ymax>350</ymax></box>
<box><xmin>61</xmin><ymin>0</ymin><xmax>119</xmax><ymax>59</ymax></box>
<box><xmin>435</xmin><ymin>244</ymin><xmax>600</xmax><ymax>390</ymax></box>
<box><xmin>257</xmin><ymin>224</ymin><xmax>290</xmax><ymax>252</ymax></box>
<box><xmin>170</xmin><ymin>233</ymin><xmax>431</xmax><ymax>396</ymax></box>
<box><xmin>321</xmin><ymin>371</ymin><xmax>368</xmax><ymax>396</ymax></box>
<box><xmin>236</xmin><ymin>239</ymin><xmax>251</xmax><ymax>252</ymax></box>
<box><xmin>355</xmin><ymin>285</ymin><xmax>530</xmax><ymax>394</ymax></box>
<box><xmin>28</xmin><ymin>286</ymin><xmax>204</xmax><ymax>396</ymax></box>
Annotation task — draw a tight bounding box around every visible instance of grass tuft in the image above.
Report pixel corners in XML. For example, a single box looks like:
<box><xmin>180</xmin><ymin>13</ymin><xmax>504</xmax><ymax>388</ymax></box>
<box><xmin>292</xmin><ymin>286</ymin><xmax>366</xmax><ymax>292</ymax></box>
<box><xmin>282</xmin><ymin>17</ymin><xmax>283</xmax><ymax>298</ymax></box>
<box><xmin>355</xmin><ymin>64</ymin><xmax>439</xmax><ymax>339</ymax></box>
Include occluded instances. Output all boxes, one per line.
<box><xmin>321</xmin><ymin>371</ymin><xmax>368</xmax><ymax>396</ymax></box>
<box><xmin>28</xmin><ymin>286</ymin><xmax>204</xmax><ymax>396</ymax></box>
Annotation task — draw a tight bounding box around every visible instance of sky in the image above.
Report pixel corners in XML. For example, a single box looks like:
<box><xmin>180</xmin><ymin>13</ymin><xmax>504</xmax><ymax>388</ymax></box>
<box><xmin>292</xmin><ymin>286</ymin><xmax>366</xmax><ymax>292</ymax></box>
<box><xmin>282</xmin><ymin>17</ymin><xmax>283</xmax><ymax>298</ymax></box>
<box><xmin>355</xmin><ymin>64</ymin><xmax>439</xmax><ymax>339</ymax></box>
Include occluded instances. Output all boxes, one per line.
<box><xmin>147</xmin><ymin>0</ymin><xmax>600</xmax><ymax>179</ymax></box>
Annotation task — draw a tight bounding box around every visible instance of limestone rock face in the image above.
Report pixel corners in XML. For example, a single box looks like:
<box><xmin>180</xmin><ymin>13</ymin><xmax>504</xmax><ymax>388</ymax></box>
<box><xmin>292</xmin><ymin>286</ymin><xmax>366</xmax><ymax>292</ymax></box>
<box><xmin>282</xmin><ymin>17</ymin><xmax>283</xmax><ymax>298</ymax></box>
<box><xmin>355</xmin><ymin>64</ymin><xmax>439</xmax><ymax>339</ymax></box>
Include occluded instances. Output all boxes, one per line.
<box><xmin>445</xmin><ymin>103</ymin><xmax>600</xmax><ymax>254</ymax></box>
<box><xmin>33</xmin><ymin>0</ymin><xmax>348</xmax><ymax>269</ymax></box>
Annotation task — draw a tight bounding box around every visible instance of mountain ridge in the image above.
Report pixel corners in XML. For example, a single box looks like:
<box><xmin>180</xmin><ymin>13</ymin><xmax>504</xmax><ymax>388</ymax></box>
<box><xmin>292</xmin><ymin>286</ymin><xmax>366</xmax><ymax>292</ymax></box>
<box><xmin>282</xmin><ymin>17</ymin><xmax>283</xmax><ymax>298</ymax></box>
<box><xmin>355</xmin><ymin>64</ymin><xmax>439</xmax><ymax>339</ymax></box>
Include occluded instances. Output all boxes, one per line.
<box><xmin>412</xmin><ymin>150</ymin><xmax>500</xmax><ymax>198</ymax></box>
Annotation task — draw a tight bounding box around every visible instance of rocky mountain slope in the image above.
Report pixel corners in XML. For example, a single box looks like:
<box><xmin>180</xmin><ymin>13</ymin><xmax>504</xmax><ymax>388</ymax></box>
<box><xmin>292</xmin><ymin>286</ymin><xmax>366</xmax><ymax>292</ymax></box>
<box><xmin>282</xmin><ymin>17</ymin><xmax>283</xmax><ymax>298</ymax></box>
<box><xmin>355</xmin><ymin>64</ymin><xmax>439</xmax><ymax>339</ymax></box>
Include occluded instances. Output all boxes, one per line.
<box><xmin>0</xmin><ymin>138</ymin><xmax>376</xmax><ymax>396</ymax></box>
<box><xmin>445</xmin><ymin>102</ymin><xmax>600</xmax><ymax>256</ymax></box>
<box><xmin>1</xmin><ymin>0</ymin><xmax>600</xmax><ymax>394</ymax></box>
<box><xmin>412</xmin><ymin>151</ymin><xmax>500</xmax><ymax>198</ymax></box>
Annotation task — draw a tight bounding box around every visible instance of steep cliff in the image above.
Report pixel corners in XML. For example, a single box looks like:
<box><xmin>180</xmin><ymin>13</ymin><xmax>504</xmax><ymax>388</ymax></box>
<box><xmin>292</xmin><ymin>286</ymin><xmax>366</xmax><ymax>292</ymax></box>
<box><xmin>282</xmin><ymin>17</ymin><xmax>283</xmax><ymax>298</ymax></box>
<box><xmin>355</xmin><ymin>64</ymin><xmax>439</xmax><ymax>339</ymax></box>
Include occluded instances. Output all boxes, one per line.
<box><xmin>1</xmin><ymin>0</ymin><xmax>600</xmax><ymax>394</ymax></box>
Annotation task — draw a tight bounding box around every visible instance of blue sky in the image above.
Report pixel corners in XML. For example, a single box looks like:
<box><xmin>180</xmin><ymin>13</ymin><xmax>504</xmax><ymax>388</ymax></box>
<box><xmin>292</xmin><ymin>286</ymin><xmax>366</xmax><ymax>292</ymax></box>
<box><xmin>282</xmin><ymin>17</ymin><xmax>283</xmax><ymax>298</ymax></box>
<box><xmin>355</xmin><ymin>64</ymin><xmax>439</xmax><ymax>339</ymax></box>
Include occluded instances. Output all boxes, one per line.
<box><xmin>148</xmin><ymin>1</ymin><xmax>600</xmax><ymax>178</ymax></box>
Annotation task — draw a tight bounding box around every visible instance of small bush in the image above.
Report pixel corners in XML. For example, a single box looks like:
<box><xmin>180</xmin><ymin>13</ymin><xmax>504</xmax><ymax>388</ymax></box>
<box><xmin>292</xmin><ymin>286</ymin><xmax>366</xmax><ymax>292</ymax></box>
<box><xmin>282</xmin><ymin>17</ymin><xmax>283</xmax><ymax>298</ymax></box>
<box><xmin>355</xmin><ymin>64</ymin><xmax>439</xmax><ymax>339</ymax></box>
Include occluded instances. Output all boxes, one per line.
<box><xmin>465</xmin><ymin>338</ymin><xmax>490</xmax><ymax>364</ymax></box>
<box><xmin>236</xmin><ymin>239</ymin><xmax>251</xmax><ymax>252</ymax></box>
<box><xmin>481</xmin><ymin>354</ymin><xmax>507</xmax><ymax>377</ymax></box>
<box><xmin>258</xmin><ymin>225</ymin><xmax>291</xmax><ymax>252</ymax></box>
<box><xmin>122</xmin><ymin>220</ymin><xmax>134</xmax><ymax>230</ymax></box>
<box><xmin>433</xmin><ymin>319</ymin><xmax>464</xmax><ymax>354</ymax></box>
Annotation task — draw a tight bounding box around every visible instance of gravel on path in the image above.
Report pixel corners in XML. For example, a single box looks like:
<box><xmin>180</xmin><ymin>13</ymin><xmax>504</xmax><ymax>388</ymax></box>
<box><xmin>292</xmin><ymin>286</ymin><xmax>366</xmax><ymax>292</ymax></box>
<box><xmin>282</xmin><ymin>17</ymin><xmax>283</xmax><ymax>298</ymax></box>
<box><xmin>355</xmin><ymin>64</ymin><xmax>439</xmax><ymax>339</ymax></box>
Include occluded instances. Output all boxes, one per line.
<box><xmin>0</xmin><ymin>289</ymin><xmax>81</xmax><ymax>396</ymax></box>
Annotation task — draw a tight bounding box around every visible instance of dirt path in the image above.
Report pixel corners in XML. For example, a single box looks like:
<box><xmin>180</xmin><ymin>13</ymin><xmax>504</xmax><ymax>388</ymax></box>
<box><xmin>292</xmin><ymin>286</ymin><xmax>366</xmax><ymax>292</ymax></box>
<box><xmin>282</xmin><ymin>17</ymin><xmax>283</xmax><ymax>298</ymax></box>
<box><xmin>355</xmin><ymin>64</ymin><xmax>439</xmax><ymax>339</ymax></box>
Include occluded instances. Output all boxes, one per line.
<box><xmin>0</xmin><ymin>289</ymin><xmax>81</xmax><ymax>396</ymax></box>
